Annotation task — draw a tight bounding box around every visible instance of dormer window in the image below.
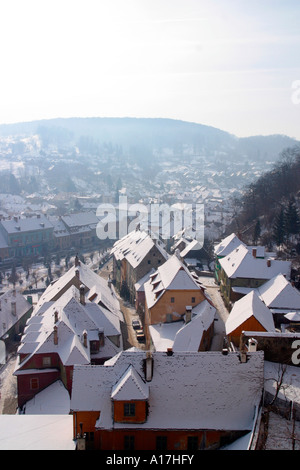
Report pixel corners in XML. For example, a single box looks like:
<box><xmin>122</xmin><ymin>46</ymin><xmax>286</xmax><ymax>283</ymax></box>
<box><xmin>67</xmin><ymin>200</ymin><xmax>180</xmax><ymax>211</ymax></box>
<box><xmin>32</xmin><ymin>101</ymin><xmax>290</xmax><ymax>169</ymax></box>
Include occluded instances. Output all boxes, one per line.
<box><xmin>124</xmin><ymin>402</ymin><xmax>135</xmax><ymax>417</ymax></box>
<box><xmin>111</xmin><ymin>366</ymin><xmax>149</xmax><ymax>424</ymax></box>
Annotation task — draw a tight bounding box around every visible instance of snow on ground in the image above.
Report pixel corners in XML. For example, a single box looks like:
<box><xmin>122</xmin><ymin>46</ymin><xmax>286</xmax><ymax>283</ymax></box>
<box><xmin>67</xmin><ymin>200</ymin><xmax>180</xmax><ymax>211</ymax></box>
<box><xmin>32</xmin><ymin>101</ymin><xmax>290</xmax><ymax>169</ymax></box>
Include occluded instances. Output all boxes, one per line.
<box><xmin>265</xmin><ymin>412</ymin><xmax>300</xmax><ymax>450</ymax></box>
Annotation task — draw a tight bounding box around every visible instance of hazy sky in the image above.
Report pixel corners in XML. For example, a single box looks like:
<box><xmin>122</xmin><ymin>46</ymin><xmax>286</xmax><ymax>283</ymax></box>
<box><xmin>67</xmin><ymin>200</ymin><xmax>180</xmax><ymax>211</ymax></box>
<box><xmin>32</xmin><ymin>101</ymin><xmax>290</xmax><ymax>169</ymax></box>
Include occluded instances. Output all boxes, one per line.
<box><xmin>0</xmin><ymin>0</ymin><xmax>300</xmax><ymax>139</ymax></box>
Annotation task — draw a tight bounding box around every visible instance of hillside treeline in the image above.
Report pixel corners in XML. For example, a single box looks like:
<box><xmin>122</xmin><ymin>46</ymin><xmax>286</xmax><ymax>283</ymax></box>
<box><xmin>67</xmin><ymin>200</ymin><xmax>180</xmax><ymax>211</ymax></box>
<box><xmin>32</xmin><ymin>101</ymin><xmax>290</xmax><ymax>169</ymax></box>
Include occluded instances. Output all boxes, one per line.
<box><xmin>228</xmin><ymin>146</ymin><xmax>300</xmax><ymax>247</ymax></box>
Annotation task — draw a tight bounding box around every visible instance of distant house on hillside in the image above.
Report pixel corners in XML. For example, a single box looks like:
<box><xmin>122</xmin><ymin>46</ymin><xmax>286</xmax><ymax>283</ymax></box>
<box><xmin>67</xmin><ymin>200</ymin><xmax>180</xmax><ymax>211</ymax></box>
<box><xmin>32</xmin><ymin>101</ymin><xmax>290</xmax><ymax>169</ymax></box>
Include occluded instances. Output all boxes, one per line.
<box><xmin>70</xmin><ymin>349</ymin><xmax>264</xmax><ymax>450</ymax></box>
<box><xmin>111</xmin><ymin>229</ymin><xmax>168</xmax><ymax>303</ymax></box>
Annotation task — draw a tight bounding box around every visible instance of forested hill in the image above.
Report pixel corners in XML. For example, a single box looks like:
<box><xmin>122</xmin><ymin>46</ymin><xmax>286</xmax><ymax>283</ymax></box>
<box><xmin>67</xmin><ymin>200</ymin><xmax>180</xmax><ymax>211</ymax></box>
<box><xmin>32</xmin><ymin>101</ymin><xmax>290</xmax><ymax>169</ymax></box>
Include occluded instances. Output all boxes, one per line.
<box><xmin>0</xmin><ymin>117</ymin><xmax>298</xmax><ymax>162</ymax></box>
<box><xmin>227</xmin><ymin>146</ymin><xmax>300</xmax><ymax>247</ymax></box>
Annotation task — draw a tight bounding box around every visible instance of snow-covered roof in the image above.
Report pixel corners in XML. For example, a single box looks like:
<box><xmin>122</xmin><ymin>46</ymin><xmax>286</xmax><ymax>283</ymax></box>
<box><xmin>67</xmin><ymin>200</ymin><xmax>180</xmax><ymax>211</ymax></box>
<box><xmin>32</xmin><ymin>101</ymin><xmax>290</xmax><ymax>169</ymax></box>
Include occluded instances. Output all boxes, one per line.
<box><xmin>214</xmin><ymin>233</ymin><xmax>245</xmax><ymax>257</ymax></box>
<box><xmin>0</xmin><ymin>290</ymin><xmax>32</xmax><ymax>338</ymax></box>
<box><xmin>219</xmin><ymin>244</ymin><xmax>291</xmax><ymax>280</ymax></box>
<box><xmin>111</xmin><ymin>229</ymin><xmax>168</xmax><ymax>269</ymax></box>
<box><xmin>0</xmin><ymin>215</ymin><xmax>53</xmax><ymax>234</ymax></box>
<box><xmin>61</xmin><ymin>211</ymin><xmax>99</xmax><ymax>228</ymax></box>
<box><xmin>34</xmin><ymin>260</ymin><xmax>121</xmax><ymax>319</ymax></box>
<box><xmin>23</xmin><ymin>380</ymin><xmax>70</xmax><ymax>415</ymax></box>
<box><xmin>225</xmin><ymin>290</ymin><xmax>276</xmax><ymax>335</ymax></box>
<box><xmin>111</xmin><ymin>365</ymin><xmax>149</xmax><ymax>401</ymax></box>
<box><xmin>256</xmin><ymin>274</ymin><xmax>300</xmax><ymax>311</ymax></box>
<box><xmin>149</xmin><ymin>300</ymin><xmax>216</xmax><ymax>352</ymax></box>
<box><xmin>15</xmin><ymin>285</ymin><xmax>122</xmax><ymax>373</ymax></box>
<box><xmin>180</xmin><ymin>238</ymin><xmax>203</xmax><ymax>258</ymax></box>
<box><xmin>144</xmin><ymin>255</ymin><xmax>203</xmax><ymax>310</ymax></box>
<box><xmin>70</xmin><ymin>350</ymin><xmax>264</xmax><ymax>432</ymax></box>
<box><xmin>0</xmin><ymin>415</ymin><xmax>75</xmax><ymax>450</ymax></box>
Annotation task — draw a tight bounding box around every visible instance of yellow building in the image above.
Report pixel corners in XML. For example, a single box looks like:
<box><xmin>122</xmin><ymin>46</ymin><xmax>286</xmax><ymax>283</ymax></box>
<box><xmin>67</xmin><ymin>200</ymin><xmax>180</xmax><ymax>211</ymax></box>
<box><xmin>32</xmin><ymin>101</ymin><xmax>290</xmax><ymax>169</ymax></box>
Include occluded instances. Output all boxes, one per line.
<box><xmin>144</xmin><ymin>255</ymin><xmax>206</xmax><ymax>326</ymax></box>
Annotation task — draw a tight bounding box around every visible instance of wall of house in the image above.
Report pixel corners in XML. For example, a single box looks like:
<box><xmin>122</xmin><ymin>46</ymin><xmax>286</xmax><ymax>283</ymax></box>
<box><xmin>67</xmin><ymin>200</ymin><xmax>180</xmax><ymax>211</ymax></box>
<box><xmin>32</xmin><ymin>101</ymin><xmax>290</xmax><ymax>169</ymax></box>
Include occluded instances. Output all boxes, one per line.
<box><xmin>113</xmin><ymin>400</ymin><xmax>147</xmax><ymax>424</ymax></box>
<box><xmin>115</xmin><ymin>244</ymin><xmax>167</xmax><ymax>302</ymax></box>
<box><xmin>241</xmin><ymin>332</ymin><xmax>300</xmax><ymax>366</ymax></box>
<box><xmin>93</xmin><ymin>428</ymin><xmax>244</xmax><ymax>450</ymax></box>
<box><xmin>17</xmin><ymin>369</ymin><xmax>60</xmax><ymax>408</ymax></box>
<box><xmin>219</xmin><ymin>267</ymin><xmax>268</xmax><ymax>308</ymax></box>
<box><xmin>228</xmin><ymin>317</ymin><xmax>267</xmax><ymax>347</ymax></box>
<box><xmin>147</xmin><ymin>290</ymin><xmax>206</xmax><ymax>325</ymax></box>
<box><xmin>73</xmin><ymin>411</ymin><xmax>101</xmax><ymax>449</ymax></box>
<box><xmin>17</xmin><ymin>352</ymin><xmax>72</xmax><ymax>408</ymax></box>
<box><xmin>199</xmin><ymin>323</ymin><xmax>214</xmax><ymax>351</ymax></box>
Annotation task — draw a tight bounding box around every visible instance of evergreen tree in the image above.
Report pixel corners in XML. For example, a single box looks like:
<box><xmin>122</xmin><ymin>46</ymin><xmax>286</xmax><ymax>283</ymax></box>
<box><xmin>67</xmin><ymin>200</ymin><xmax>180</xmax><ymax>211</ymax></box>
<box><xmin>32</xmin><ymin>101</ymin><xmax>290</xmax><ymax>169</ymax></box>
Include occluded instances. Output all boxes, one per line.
<box><xmin>284</xmin><ymin>197</ymin><xmax>300</xmax><ymax>238</ymax></box>
<box><xmin>273</xmin><ymin>208</ymin><xmax>286</xmax><ymax>247</ymax></box>
<box><xmin>253</xmin><ymin>219</ymin><xmax>261</xmax><ymax>245</ymax></box>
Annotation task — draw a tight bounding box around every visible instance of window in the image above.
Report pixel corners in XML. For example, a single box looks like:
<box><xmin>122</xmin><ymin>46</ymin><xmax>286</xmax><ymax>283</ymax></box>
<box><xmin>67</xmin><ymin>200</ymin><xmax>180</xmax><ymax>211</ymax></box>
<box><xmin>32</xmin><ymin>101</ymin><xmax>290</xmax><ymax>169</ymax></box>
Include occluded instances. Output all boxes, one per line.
<box><xmin>42</xmin><ymin>356</ymin><xmax>51</xmax><ymax>367</ymax></box>
<box><xmin>124</xmin><ymin>435</ymin><xmax>135</xmax><ymax>450</ymax></box>
<box><xmin>124</xmin><ymin>403</ymin><xmax>136</xmax><ymax>417</ymax></box>
<box><xmin>30</xmin><ymin>378</ymin><xmax>39</xmax><ymax>390</ymax></box>
<box><xmin>187</xmin><ymin>436</ymin><xmax>198</xmax><ymax>451</ymax></box>
<box><xmin>191</xmin><ymin>297</ymin><xmax>195</xmax><ymax>303</ymax></box>
<box><xmin>171</xmin><ymin>297</ymin><xmax>175</xmax><ymax>303</ymax></box>
<box><xmin>156</xmin><ymin>436</ymin><xmax>167</xmax><ymax>451</ymax></box>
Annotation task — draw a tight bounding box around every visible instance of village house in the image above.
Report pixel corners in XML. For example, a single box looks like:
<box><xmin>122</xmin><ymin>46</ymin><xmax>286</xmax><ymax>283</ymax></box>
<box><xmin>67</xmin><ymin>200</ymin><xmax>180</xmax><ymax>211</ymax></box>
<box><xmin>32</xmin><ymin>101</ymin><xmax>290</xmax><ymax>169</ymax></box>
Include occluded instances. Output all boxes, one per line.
<box><xmin>148</xmin><ymin>299</ymin><xmax>216</xmax><ymax>352</ymax></box>
<box><xmin>214</xmin><ymin>233</ymin><xmax>246</xmax><ymax>283</ymax></box>
<box><xmin>0</xmin><ymin>289</ymin><xmax>33</xmax><ymax>349</ymax></box>
<box><xmin>0</xmin><ymin>214</ymin><xmax>54</xmax><ymax>258</ymax></box>
<box><xmin>13</xmin><ymin>257</ymin><xmax>124</xmax><ymax>410</ymax></box>
<box><xmin>144</xmin><ymin>254</ymin><xmax>207</xmax><ymax>326</ymax></box>
<box><xmin>48</xmin><ymin>216</ymin><xmax>71</xmax><ymax>251</ymax></box>
<box><xmin>34</xmin><ymin>255</ymin><xmax>122</xmax><ymax>319</ymax></box>
<box><xmin>111</xmin><ymin>229</ymin><xmax>169</xmax><ymax>303</ymax></box>
<box><xmin>254</xmin><ymin>274</ymin><xmax>300</xmax><ymax>328</ymax></box>
<box><xmin>217</xmin><ymin>243</ymin><xmax>291</xmax><ymax>308</ymax></box>
<box><xmin>60</xmin><ymin>211</ymin><xmax>100</xmax><ymax>249</ymax></box>
<box><xmin>14</xmin><ymin>283</ymin><xmax>123</xmax><ymax>410</ymax></box>
<box><xmin>70</xmin><ymin>349</ymin><xmax>264</xmax><ymax>450</ymax></box>
<box><xmin>225</xmin><ymin>290</ymin><xmax>276</xmax><ymax>347</ymax></box>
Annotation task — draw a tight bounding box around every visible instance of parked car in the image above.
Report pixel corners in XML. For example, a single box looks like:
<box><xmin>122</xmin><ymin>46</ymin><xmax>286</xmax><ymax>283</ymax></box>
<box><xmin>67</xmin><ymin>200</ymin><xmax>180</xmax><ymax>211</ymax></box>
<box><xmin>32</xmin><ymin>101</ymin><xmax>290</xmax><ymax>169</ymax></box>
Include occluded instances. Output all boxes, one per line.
<box><xmin>132</xmin><ymin>319</ymin><xmax>141</xmax><ymax>330</ymax></box>
<box><xmin>135</xmin><ymin>329</ymin><xmax>145</xmax><ymax>342</ymax></box>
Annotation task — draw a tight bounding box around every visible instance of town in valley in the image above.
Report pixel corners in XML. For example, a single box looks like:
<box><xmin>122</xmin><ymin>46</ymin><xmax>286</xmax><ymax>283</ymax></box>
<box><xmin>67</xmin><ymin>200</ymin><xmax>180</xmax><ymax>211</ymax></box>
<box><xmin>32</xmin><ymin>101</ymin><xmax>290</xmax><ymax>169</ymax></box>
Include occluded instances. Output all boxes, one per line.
<box><xmin>0</xmin><ymin>119</ymin><xmax>299</xmax><ymax>451</ymax></box>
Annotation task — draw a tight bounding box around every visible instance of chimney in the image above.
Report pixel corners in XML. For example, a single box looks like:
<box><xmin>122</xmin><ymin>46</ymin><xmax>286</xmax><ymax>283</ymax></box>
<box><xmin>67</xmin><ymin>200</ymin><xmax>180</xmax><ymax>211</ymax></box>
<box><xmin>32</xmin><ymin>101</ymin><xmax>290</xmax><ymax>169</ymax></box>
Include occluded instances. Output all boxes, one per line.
<box><xmin>240</xmin><ymin>351</ymin><xmax>247</xmax><ymax>363</ymax></box>
<box><xmin>75</xmin><ymin>269</ymin><xmax>80</xmax><ymax>280</ymax></box>
<box><xmin>11</xmin><ymin>301</ymin><xmax>16</xmax><ymax>316</ymax></box>
<box><xmin>267</xmin><ymin>259</ymin><xmax>271</xmax><ymax>267</ymax></box>
<box><xmin>175</xmin><ymin>248</ymin><xmax>181</xmax><ymax>260</ymax></box>
<box><xmin>145</xmin><ymin>352</ymin><xmax>153</xmax><ymax>382</ymax></box>
<box><xmin>54</xmin><ymin>325</ymin><xmax>58</xmax><ymax>345</ymax></box>
<box><xmin>83</xmin><ymin>330</ymin><xmax>88</xmax><ymax>348</ymax></box>
<box><xmin>77</xmin><ymin>423</ymin><xmax>86</xmax><ymax>451</ymax></box>
<box><xmin>166</xmin><ymin>348</ymin><xmax>173</xmax><ymax>356</ymax></box>
<box><xmin>252</xmin><ymin>248</ymin><xmax>257</xmax><ymax>258</ymax></box>
<box><xmin>185</xmin><ymin>306</ymin><xmax>192</xmax><ymax>324</ymax></box>
<box><xmin>98</xmin><ymin>329</ymin><xmax>104</xmax><ymax>347</ymax></box>
<box><xmin>54</xmin><ymin>310</ymin><xmax>58</xmax><ymax>323</ymax></box>
<box><xmin>248</xmin><ymin>338</ymin><xmax>258</xmax><ymax>352</ymax></box>
<box><xmin>75</xmin><ymin>255</ymin><xmax>80</xmax><ymax>267</ymax></box>
<box><xmin>79</xmin><ymin>284</ymin><xmax>85</xmax><ymax>305</ymax></box>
